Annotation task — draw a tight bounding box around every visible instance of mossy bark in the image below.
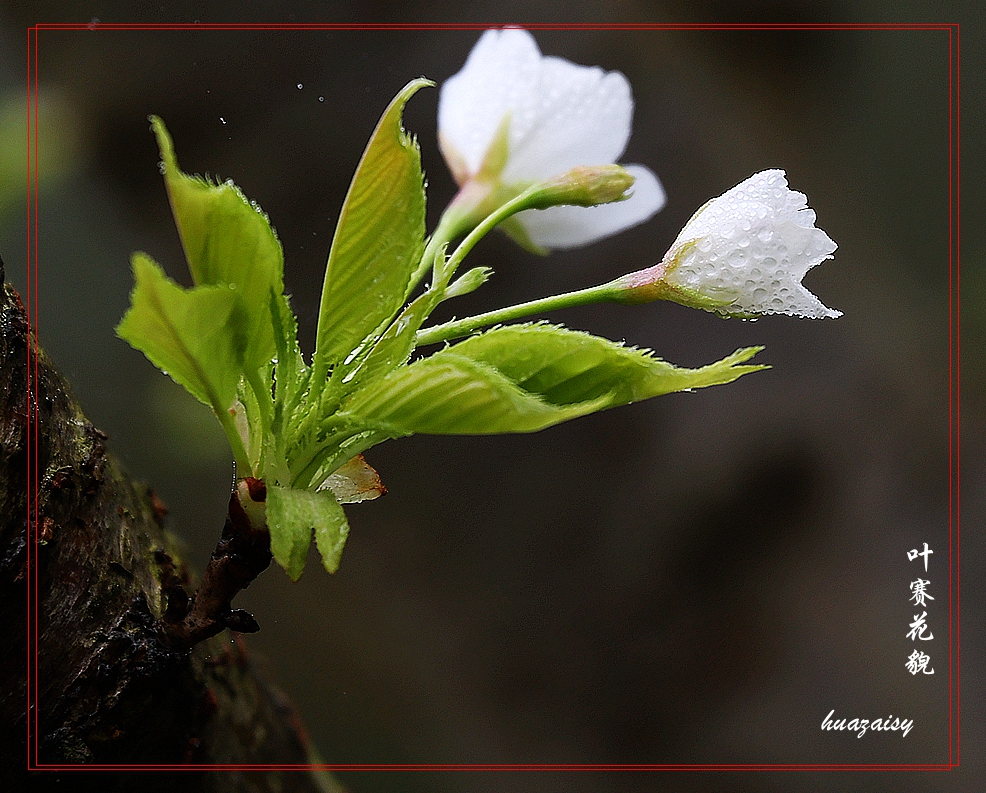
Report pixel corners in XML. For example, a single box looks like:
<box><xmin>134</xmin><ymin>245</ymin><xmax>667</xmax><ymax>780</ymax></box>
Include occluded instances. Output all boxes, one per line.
<box><xmin>0</xmin><ymin>264</ymin><xmax>340</xmax><ymax>793</ymax></box>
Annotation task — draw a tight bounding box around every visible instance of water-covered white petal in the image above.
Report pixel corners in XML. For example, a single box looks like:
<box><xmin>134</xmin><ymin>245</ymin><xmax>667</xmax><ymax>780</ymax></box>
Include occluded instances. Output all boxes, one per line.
<box><xmin>663</xmin><ymin>170</ymin><xmax>840</xmax><ymax>318</ymax></box>
<box><xmin>515</xmin><ymin>164</ymin><xmax>666</xmax><ymax>249</ymax></box>
<box><xmin>501</xmin><ymin>55</ymin><xmax>632</xmax><ymax>183</ymax></box>
<box><xmin>439</xmin><ymin>28</ymin><xmax>634</xmax><ymax>184</ymax></box>
<box><xmin>439</xmin><ymin>28</ymin><xmax>543</xmax><ymax>180</ymax></box>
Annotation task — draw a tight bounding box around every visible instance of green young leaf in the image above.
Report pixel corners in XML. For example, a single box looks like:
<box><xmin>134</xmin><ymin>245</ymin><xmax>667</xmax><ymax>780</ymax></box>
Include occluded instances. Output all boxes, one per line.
<box><xmin>312</xmin><ymin>79</ymin><xmax>431</xmax><ymax>379</ymax></box>
<box><xmin>270</xmin><ymin>289</ymin><xmax>308</xmax><ymax>417</ymax></box>
<box><xmin>342</xmin><ymin>324</ymin><xmax>766</xmax><ymax>435</ymax></box>
<box><xmin>150</xmin><ymin>116</ymin><xmax>287</xmax><ymax>374</ymax></box>
<box><xmin>343</xmin><ymin>353</ymin><xmax>606</xmax><ymax>435</ymax></box>
<box><xmin>116</xmin><ymin>253</ymin><xmax>246</xmax><ymax>414</ymax></box>
<box><xmin>445</xmin><ymin>324</ymin><xmax>767</xmax><ymax>404</ymax></box>
<box><xmin>267</xmin><ymin>485</ymin><xmax>350</xmax><ymax>580</ymax></box>
<box><xmin>330</xmin><ymin>286</ymin><xmax>443</xmax><ymax>402</ymax></box>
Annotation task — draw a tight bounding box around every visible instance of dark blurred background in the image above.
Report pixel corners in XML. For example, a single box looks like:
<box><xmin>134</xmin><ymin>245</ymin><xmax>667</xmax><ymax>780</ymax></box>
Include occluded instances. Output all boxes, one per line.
<box><xmin>2</xmin><ymin>2</ymin><xmax>982</xmax><ymax>792</ymax></box>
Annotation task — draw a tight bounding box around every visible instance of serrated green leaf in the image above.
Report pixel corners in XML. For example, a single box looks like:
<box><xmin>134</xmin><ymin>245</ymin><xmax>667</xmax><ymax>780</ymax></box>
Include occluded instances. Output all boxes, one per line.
<box><xmin>343</xmin><ymin>353</ymin><xmax>605</xmax><ymax>434</ymax></box>
<box><xmin>267</xmin><ymin>485</ymin><xmax>350</xmax><ymax>580</ymax></box>
<box><xmin>313</xmin><ymin>79</ymin><xmax>431</xmax><ymax>378</ymax></box>
<box><xmin>116</xmin><ymin>253</ymin><xmax>246</xmax><ymax>413</ymax></box>
<box><xmin>447</xmin><ymin>325</ymin><xmax>767</xmax><ymax>404</ymax></box>
<box><xmin>270</xmin><ymin>289</ymin><xmax>308</xmax><ymax>414</ymax></box>
<box><xmin>342</xmin><ymin>324</ymin><xmax>766</xmax><ymax>435</ymax></box>
<box><xmin>150</xmin><ymin>116</ymin><xmax>286</xmax><ymax>374</ymax></box>
<box><xmin>330</xmin><ymin>286</ymin><xmax>443</xmax><ymax>401</ymax></box>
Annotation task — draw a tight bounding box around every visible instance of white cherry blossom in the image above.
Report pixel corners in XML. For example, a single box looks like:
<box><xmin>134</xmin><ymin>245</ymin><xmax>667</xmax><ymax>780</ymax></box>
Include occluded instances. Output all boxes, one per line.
<box><xmin>438</xmin><ymin>27</ymin><xmax>665</xmax><ymax>250</ymax></box>
<box><xmin>658</xmin><ymin>170</ymin><xmax>840</xmax><ymax>318</ymax></box>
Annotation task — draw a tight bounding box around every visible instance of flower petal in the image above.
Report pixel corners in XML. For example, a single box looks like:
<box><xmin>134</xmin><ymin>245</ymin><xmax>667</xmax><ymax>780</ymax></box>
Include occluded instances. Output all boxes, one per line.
<box><xmin>665</xmin><ymin>170</ymin><xmax>840</xmax><ymax>318</ymax></box>
<box><xmin>438</xmin><ymin>28</ymin><xmax>542</xmax><ymax>178</ymax></box>
<box><xmin>439</xmin><ymin>28</ymin><xmax>635</xmax><ymax>184</ymax></box>
<box><xmin>514</xmin><ymin>164</ymin><xmax>666</xmax><ymax>249</ymax></box>
<box><xmin>502</xmin><ymin>55</ymin><xmax>633</xmax><ymax>182</ymax></box>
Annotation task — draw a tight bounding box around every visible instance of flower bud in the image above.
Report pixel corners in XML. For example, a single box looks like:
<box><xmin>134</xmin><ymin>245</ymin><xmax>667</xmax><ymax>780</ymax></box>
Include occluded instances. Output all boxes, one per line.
<box><xmin>615</xmin><ymin>170</ymin><xmax>841</xmax><ymax>319</ymax></box>
<box><xmin>523</xmin><ymin>165</ymin><xmax>636</xmax><ymax>210</ymax></box>
<box><xmin>445</xmin><ymin>266</ymin><xmax>493</xmax><ymax>299</ymax></box>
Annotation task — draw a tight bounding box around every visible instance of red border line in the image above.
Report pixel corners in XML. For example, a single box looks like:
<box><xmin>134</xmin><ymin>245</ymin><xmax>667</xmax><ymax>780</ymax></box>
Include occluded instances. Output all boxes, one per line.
<box><xmin>948</xmin><ymin>24</ymin><xmax>955</xmax><ymax>762</ymax></box>
<box><xmin>24</xmin><ymin>23</ymin><xmax>30</xmax><ymax>772</ymax></box>
<box><xmin>25</xmin><ymin>21</ymin><xmax>961</xmax><ymax>774</ymax></box>
<box><xmin>26</xmin><ymin>22</ymin><xmax>38</xmax><ymax>773</ymax></box>
<box><xmin>37</xmin><ymin>763</ymin><xmax>958</xmax><ymax>772</ymax></box>
<box><xmin>33</xmin><ymin>22</ymin><xmax>957</xmax><ymax>30</ymax></box>
<box><xmin>949</xmin><ymin>21</ymin><xmax>962</xmax><ymax>765</ymax></box>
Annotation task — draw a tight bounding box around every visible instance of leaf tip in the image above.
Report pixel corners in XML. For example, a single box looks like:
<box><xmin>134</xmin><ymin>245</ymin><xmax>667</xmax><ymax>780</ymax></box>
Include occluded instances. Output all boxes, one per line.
<box><xmin>148</xmin><ymin>115</ymin><xmax>181</xmax><ymax>178</ymax></box>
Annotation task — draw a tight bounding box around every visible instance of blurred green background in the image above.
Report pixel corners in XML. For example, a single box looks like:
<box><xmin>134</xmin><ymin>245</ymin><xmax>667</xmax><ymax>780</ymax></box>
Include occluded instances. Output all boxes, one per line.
<box><xmin>2</xmin><ymin>2</ymin><xmax>982</xmax><ymax>792</ymax></box>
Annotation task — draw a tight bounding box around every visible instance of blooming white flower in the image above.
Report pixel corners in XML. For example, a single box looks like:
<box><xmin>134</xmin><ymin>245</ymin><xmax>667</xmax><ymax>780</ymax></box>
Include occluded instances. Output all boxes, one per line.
<box><xmin>438</xmin><ymin>27</ymin><xmax>665</xmax><ymax>250</ymax></box>
<box><xmin>656</xmin><ymin>169</ymin><xmax>840</xmax><ymax>318</ymax></box>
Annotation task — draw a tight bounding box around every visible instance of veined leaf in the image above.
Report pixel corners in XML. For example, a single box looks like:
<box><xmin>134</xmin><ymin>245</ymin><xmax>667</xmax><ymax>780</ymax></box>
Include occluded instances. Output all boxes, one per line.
<box><xmin>331</xmin><ymin>285</ymin><xmax>443</xmax><ymax>400</ymax></box>
<box><xmin>341</xmin><ymin>352</ymin><xmax>606</xmax><ymax>435</ymax></box>
<box><xmin>342</xmin><ymin>324</ymin><xmax>766</xmax><ymax>435</ymax></box>
<box><xmin>116</xmin><ymin>253</ymin><xmax>246</xmax><ymax>413</ymax></box>
<box><xmin>446</xmin><ymin>324</ymin><xmax>767</xmax><ymax>404</ymax></box>
<box><xmin>267</xmin><ymin>485</ymin><xmax>350</xmax><ymax>580</ymax></box>
<box><xmin>270</xmin><ymin>289</ymin><xmax>308</xmax><ymax>415</ymax></box>
<box><xmin>312</xmin><ymin>79</ymin><xmax>431</xmax><ymax>378</ymax></box>
<box><xmin>150</xmin><ymin>116</ymin><xmax>286</xmax><ymax>374</ymax></box>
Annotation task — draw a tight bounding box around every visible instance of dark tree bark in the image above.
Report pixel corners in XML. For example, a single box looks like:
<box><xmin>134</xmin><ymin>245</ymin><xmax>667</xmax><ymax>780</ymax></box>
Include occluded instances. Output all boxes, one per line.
<box><xmin>0</xmin><ymin>263</ymin><xmax>341</xmax><ymax>793</ymax></box>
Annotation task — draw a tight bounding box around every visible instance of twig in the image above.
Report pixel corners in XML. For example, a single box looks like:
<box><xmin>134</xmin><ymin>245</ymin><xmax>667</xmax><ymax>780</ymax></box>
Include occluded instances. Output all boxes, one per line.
<box><xmin>157</xmin><ymin>478</ymin><xmax>271</xmax><ymax>652</ymax></box>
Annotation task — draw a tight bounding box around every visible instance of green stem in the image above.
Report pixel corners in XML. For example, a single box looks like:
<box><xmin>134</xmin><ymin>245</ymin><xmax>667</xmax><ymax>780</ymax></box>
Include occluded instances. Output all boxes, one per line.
<box><xmin>404</xmin><ymin>226</ymin><xmax>447</xmax><ymax>302</ymax></box>
<box><xmin>440</xmin><ymin>187</ymin><xmax>540</xmax><ymax>284</ymax></box>
<box><xmin>245</xmin><ymin>367</ymin><xmax>274</xmax><ymax>472</ymax></box>
<box><xmin>215</xmin><ymin>401</ymin><xmax>253</xmax><ymax>478</ymax></box>
<box><xmin>289</xmin><ymin>428</ymin><xmax>382</xmax><ymax>490</ymax></box>
<box><xmin>415</xmin><ymin>279</ymin><xmax>623</xmax><ymax>347</ymax></box>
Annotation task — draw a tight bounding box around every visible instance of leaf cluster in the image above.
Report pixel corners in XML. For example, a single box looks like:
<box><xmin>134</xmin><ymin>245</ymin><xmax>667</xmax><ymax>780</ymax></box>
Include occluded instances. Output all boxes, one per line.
<box><xmin>118</xmin><ymin>81</ymin><xmax>765</xmax><ymax>580</ymax></box>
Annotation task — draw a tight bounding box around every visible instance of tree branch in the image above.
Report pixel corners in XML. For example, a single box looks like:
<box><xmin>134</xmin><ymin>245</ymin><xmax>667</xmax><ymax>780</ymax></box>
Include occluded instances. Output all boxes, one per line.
<box><xmin>0</xmin><ymin>259</ymin><xmax>337</xmax><ymax>791</ymax></box>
